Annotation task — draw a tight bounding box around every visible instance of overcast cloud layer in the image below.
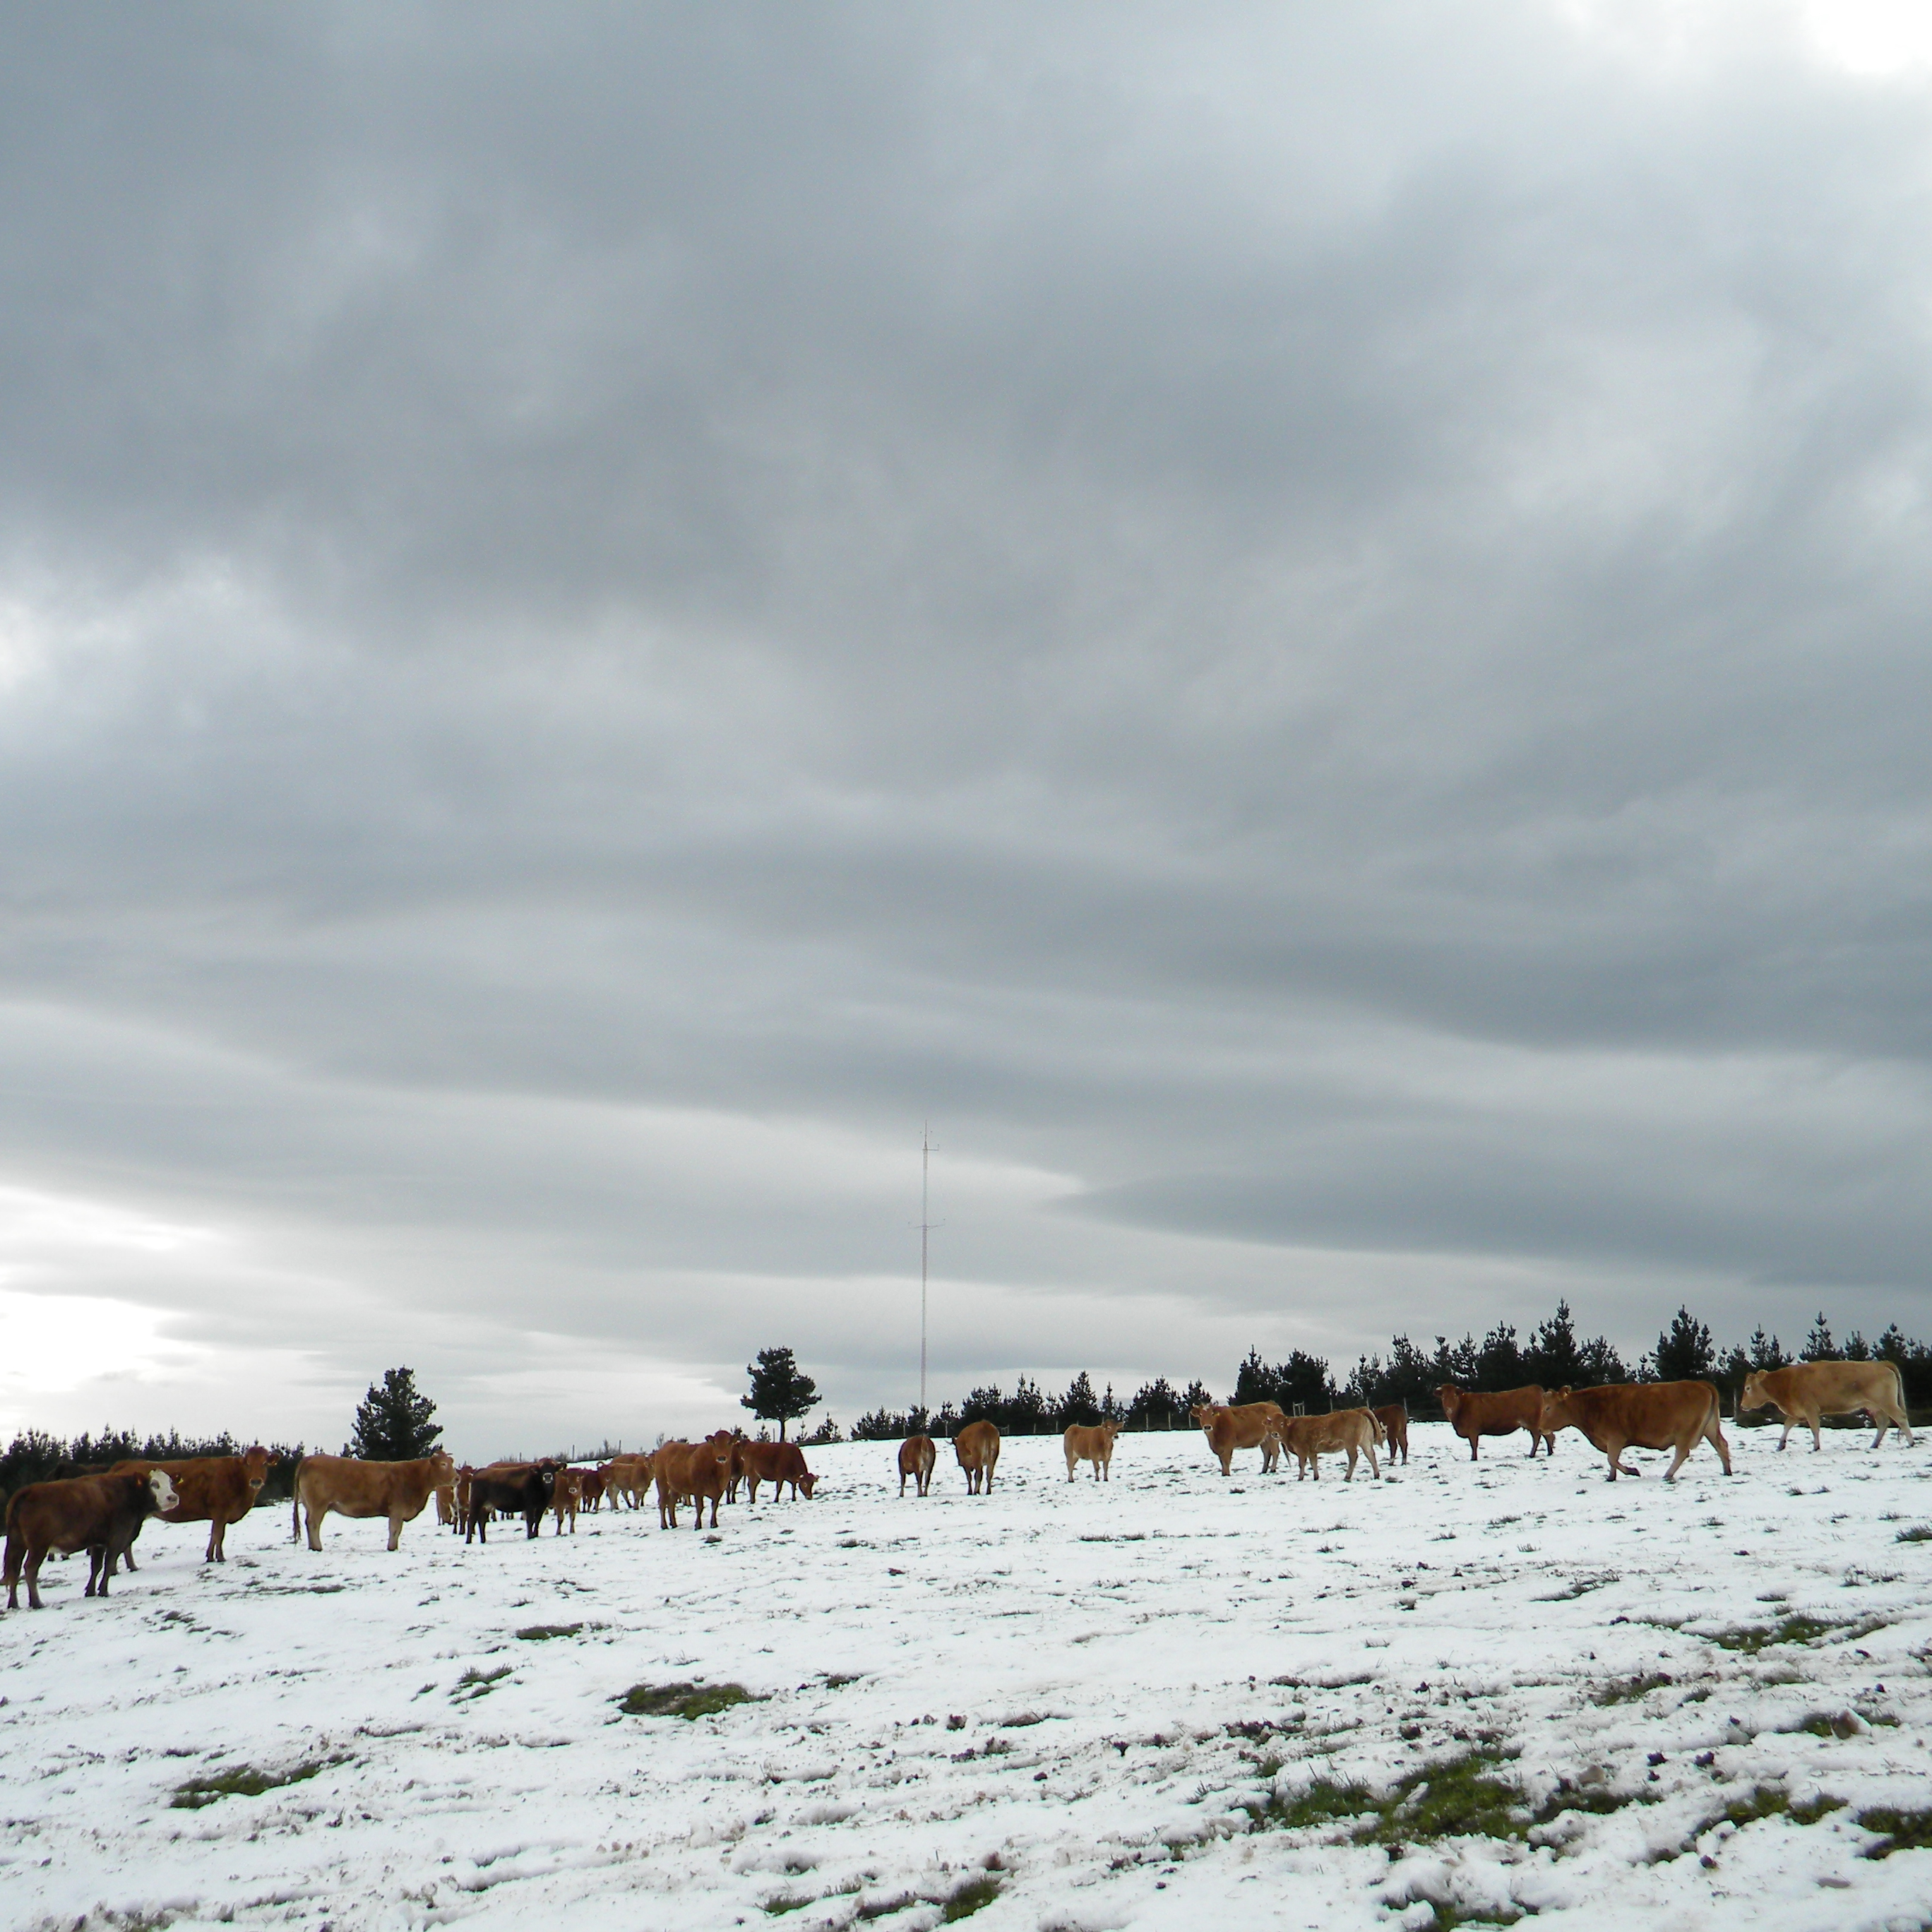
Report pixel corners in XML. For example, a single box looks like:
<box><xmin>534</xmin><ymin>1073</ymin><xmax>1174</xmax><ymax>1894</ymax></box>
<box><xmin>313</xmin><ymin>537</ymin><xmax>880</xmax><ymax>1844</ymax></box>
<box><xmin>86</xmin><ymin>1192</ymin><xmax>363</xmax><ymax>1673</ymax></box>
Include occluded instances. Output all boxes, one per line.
<box><xmin>4</xmin><ymin>3</ymin><xmax>1931</xmax><ymax>1455</ymax></box>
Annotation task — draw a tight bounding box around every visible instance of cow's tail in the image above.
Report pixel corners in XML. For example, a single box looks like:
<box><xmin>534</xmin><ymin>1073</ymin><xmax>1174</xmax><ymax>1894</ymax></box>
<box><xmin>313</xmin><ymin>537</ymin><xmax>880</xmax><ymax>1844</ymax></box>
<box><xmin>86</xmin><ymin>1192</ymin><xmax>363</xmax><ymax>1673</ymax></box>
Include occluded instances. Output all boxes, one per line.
<box><xmin>1886</xmin><ymin>1359</ymin><xmax>1908</xmax><ymax>1413</ymax></box>
<box><xmin>3</xmin><ymin>1490</ymin><xmax>21</xmax><ymax>1587</ymax></box>
<box><xmin>290</xmin><ymin>1460</ymin><xmax>306</xmax><ymax>1543</ymax></box>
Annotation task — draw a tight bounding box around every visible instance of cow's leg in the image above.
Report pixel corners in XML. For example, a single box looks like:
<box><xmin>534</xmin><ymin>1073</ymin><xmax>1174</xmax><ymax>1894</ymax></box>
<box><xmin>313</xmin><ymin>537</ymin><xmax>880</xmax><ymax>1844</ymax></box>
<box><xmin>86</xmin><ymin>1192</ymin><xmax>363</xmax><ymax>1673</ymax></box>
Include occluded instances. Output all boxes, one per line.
<box><xmin>1708</xmin><ymin>1419</ymin><xmax>1733</xmax><ymax>1475</ymax></box>
<box><xmin>1366</xmin><ymin>1441</ymin><xmax>1380</xmax><ymax>1480</ymax></box>
<box><xmin>388</xmin><ymin>1514</ymin><xmax>405</xmax><ymax>1551</ymax></box>
<box><xmin>1777</xmin><ymin>1417</ymin><xmax>1792</xmax><ymax>1450</ymax></box>
<box><xmin>1662</xmin><ymin>1441</ymin><xmax>1693</xmax><ymax>1481</ymax></box>
<box><xmin>1469</xmin><ymin>1436</ymin><xmax>1479</xmax><ymax>1461</ymax></box>
<box><xmin>1809</xmin><ymin>1417</ymin><xmax>1823</xmax><ymax>1453</ymax></box>
<box><xmin>25</xmin><ymin>1549</ymin><xmax>47</xmax><ymax>1609</ymax></box>
<box><xmin>306</xmin><ymin>1503</ymin><xmax>326</xmax><ymax>1552</ymax></box>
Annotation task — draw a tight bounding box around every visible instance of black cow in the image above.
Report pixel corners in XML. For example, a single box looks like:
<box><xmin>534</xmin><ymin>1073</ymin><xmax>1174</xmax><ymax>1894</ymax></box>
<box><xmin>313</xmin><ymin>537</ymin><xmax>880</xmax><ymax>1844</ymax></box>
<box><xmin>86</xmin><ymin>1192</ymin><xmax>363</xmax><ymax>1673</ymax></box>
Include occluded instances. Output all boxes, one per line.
<box><xmin>463</xmin><ymin>1462</ymin><xmax>556</xmax><ymax>1543</ymax></box>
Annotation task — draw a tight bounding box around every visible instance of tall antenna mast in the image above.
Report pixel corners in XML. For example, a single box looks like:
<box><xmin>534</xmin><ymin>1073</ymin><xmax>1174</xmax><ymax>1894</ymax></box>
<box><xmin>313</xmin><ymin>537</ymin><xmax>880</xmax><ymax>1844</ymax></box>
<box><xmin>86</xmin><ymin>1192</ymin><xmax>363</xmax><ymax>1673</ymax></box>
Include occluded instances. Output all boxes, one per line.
<box><xmin>919</xmin><ymin>1122</ymin><xmax>931</xmax><ymax>1414</ymax></box>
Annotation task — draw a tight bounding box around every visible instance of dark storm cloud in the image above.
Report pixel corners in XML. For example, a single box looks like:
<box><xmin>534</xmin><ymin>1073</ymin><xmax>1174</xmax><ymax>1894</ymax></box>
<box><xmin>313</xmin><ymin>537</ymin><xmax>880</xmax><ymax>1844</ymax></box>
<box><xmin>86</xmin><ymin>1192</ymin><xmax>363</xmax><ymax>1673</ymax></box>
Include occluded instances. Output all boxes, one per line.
<box><xmin>3</xmin><ymin>3</ymin><xmax>1931</xmax><ymax>1440</ymax></box>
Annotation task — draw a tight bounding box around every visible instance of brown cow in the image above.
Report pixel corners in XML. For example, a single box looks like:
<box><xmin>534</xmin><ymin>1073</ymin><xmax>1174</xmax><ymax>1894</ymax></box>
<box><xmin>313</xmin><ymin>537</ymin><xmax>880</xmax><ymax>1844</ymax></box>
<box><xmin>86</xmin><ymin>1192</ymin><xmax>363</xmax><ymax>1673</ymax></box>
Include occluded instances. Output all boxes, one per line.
<box><xmin>898</xmin><ymin>1434</ymin><xmax>936</xmax><ymax>1496</ymax></box>
<box><xmin>739</xmin><ymin>1440</ymin><xmax>818</xmax><ymax>1503</ymax></box>
<box><xmin>1063</xmin><ymin>1422</ymin><xmax>1121</xmax><ymax>1481</ymax></box>
<box><xmin>1540</xmin><ymin>1381</ymin><xmax>1732</xmax><ymax>1482</ymax></box>
<box><xmin>108</xmin><ymin>1448</ymin><xmax>271</xmax><ymax>1565</ymax></box>
<box><xmin>292</xmin><ymin>1450</ymin><xmax>455</xmax><ymax>1551</ymax></box>
<box><xmin>1437</xmin><ymin>1384</ymin><xmax>1554</xmax><ymax>1460</ymax></box>
<box><xmin>655</xmin><ymin>1438</ymin><xmax>734</xmax><ymax>1530</ymax></box>
<box><xmin>1373</xmin><ymin>1404</ymin><xmax>1409</xmax><ymax>1465</ymax></box>
<box><xmin>1740</xmin><ymin>1361</ymin><xmax>1915</xmax><ymax>1452</ymax></box>
<box><xmin>5</xmin><ymin>1469</ymin><xmax>178</xmax><ymax>1609</ymax></box>
<box><xmin>955</xmin><ymin>1420</ymin><xmax>1001</xmax><ymax>1493</ymax></box>
<box><xmin>577</xmin><ymin>1467</ymin><xmax>607</xmax><ymax>1513</ymax></box>
<box><xmin>1195</xmin><ymin>1402</ymin><xmax>1287</xmax><ymax>1477</ymax></box>
<box><xmin>550</xmin><ymin>1467</ymin><xmax>584</xmax><ymax>1534</ymax></box>
<box><xmin>609</xmin><ymin>1452</ymin><xmax>657</xmax><ymax>1510</ymax></box>
<box><xmin>1280</xmin><ymin>1409</ymin><xmax>1382</xmax><ymax>1482</ymax></box>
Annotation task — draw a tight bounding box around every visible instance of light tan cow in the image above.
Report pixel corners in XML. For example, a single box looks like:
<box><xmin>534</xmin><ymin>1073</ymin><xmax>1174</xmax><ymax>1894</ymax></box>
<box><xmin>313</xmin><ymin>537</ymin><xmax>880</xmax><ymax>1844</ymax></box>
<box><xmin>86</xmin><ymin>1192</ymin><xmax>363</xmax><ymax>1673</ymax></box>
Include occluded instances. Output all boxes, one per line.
<box><xmin>1063</xmin><ymin>1422</ymin><xmax>1121</xmax><ymax>1481</ymax></box>
<box><xmin>1540</xmin><ymin>1381</ymin><xmax>1731</xmax><ymax>1482</ymax></box>
<box><xmin>107</xmin><ymin>1447</ymin><xmax>271</xmax><ymax>1562</ymax></box>
<box><xmin>898</xmin><ymin>1434</ymin><xmax>936</xmax><ymax>1496</ymax></box>
<box><xmin>955</xmin><ymin>1420</ymin><xmax>1001</xmax><ymax>1494</ymax></box>
<box><xmin>1280</xmin><ymin>1409</ymin><xmax>1382</xmax><ymax>1481</ymax></box>
<box><xmin>654</xmin><ymin>1439</ymin><xmax>734</xmax><ymax>1530</ymax></box>
<box><xmin>1740</xmin><ymin>1361</ymin><xmax>1914</xmax><ymax>1452</ymax></box>
<box><xmin>1194</xmin><ymin>1402</ymin><xmax>1287</xmax><ymax>1477</ymax></box>
<box><xmin>291</xmin><ymin>1450</ymin><xmax>455</xmax><ymax>1550</ymax></box>
<box><xmin>604</xmin><ymin>1453</ymin><xmax>654</xmax><ymax>1510</ymax></box>
<box><xmin>550</xmin><ymin>1466</ymin><xmax>584</xmax><ymax>1534</ymax></box>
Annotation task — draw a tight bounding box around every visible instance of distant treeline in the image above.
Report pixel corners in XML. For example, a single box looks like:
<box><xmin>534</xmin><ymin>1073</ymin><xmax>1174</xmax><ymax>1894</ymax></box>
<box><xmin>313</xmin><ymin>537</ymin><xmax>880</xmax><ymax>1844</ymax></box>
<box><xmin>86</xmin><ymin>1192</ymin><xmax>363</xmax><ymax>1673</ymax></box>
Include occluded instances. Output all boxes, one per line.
<box><xmin>0</xmin><ymin>1428</ymin><xmax>308</xmax><ymax>1511</ymax></box>
<box><xmin>10</xmin><ymin>1303</ymin><xmax>1928</xmax><ymax>1482</ymax></box>
<box><xmin>854</xmin><ymin>1301</ymin><xmax>1932</xmax><ymax>1437</ymax></box>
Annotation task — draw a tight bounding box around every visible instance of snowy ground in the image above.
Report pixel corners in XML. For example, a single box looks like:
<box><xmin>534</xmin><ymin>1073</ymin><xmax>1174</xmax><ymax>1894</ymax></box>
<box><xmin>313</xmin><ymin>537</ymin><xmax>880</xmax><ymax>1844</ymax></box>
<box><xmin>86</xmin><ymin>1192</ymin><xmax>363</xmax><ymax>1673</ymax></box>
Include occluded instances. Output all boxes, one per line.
<box><xmin>4</xmin><ymin>1423</ymin><xmax>1931</xmax><ymax>1932</ymax></box>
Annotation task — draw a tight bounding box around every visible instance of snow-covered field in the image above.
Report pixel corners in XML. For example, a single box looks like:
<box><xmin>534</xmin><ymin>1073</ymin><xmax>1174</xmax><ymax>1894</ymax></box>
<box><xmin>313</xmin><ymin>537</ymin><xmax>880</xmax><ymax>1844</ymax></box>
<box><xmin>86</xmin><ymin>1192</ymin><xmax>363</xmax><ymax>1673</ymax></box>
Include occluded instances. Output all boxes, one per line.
<box><xmin>5</xmin><ymin>1423</ymin><xmax>1931</xmax><ymax>1932</ymax></box>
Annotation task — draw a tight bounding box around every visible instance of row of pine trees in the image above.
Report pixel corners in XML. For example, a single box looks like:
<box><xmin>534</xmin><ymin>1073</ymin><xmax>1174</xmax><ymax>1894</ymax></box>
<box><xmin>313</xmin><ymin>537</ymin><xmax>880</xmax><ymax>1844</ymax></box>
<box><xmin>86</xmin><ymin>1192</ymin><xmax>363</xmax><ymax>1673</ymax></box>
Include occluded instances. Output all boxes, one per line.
<box><xmin>851</xmin><ymin>1301</ymin><xmax>1932</xmax><ymax>1438</ymax></box>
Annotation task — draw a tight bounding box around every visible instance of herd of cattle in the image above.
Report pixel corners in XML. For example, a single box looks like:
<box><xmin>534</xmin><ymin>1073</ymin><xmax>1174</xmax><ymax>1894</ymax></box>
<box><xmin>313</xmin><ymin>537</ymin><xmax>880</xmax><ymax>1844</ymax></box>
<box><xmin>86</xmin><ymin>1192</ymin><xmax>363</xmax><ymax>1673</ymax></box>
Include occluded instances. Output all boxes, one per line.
<box><xmin>1</xmin><ymin>1359</ymin><xmax>1916</xmax><ymax>1611</ymax></box>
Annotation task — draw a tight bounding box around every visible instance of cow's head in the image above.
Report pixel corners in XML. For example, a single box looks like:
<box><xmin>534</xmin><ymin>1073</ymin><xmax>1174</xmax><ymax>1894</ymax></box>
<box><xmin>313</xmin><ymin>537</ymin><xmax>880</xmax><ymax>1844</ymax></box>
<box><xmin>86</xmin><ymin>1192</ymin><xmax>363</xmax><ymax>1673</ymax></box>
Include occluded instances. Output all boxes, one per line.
<box><xmin>145</xmin><ymin>1469</ymin><xmax>179</xmax><ymax>1515</ymax></box>
<box><xmin>242</xmin><ymin>1445</ymin><xmax>271</xmax><ymax>1493</ymax></box>
<box><xmin>1189</xmin><ymin>1405</ymin><xmax>1215</xmax><ymax>1428</ymax></box>
<box><xmin>1434</xmin><ymin>1384</ymin><xmax>1461</xmax><ymax>1415</ymax></box>
<box><xmin>1738</xmin><ymin>1371</ymin><xmax>1768</xmax><ymax>1413</ymax></box>
<box><xmin>428</xmin><ymin>1449</ymin><xmax>456</xmax><ymax>1484</ymax></box>
<box><xmin>797</xmin><ymin>1472</ymin><xmax>818</xmax><ymax>1498</ymax></box>
<box><xmin>1539</xmin><ymin>1388</ymin><xmax>1577</xmax><ymax>1433</ymax></box>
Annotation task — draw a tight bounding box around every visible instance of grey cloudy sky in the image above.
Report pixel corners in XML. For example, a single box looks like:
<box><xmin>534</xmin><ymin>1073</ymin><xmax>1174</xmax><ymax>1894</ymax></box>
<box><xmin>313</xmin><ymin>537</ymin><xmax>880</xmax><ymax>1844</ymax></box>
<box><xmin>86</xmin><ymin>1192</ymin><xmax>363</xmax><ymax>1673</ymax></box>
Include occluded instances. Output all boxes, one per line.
<box><xmin>4</xmin><ymin>3</ymin><xmax>1931</xmax><ymax>1456</ymax></box>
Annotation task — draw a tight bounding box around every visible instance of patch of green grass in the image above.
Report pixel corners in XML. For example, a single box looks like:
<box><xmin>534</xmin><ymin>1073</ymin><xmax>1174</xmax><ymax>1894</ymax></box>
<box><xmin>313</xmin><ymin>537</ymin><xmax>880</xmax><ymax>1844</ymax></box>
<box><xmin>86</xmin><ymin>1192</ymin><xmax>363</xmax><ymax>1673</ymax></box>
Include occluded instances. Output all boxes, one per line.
<box><xmin>453</xmin><ymin>1665</ymin><xmax>512</xmax><ymax>1700</ymax></box>
<box><xmin>1857</xmin><ymin>1806</ymin><xmax>1932</xmax><ymax>1858</ymax></box>
<box><xmin>616</xmin><ymin>1679</ymin><xmax>758</xmax><ymax>1719</ymax></box>
<box><xmin>1715</xmin><ymin>1786</ymin><xmax>1844</xmax><ymax>1830</ymax></box>
<box><xmin>1709</xmin><ymin>1614</ymin><xmax>1836</xmax><ymax>1653</ymax></box>
<box><xmin>1250</xmin><ymin>1750</ymin><xmax>1530</xmax><ymax>1847</ymax></box>
<box><xmin>515</xmin><ymin>1623</ymin><xmax>583</xmax><ymax>1641</ymax></box>
<box><xmin>939</xmin><ymin>1874</ymin><xmax>1001</xmax><ymax>1921</ymax></box>
<box><xmin>171</xmin><ymin>1756</ymin><xmax>345</xmax><ymax>1809</ymax></box>
<box><xmin>1794</xmin><ymin>1712</ymin><xmax>1866</xmax><ymax>1740</ymax></box>
<box><xmin>1594</xmin><ymin>1672</ymin><xmax>1672</xmax><ymax>1705</ymax></box>
<box><xmin>821</xmin><ymin>1672</ymin><xmax>862</xmax><ymax>1688</ymax></box>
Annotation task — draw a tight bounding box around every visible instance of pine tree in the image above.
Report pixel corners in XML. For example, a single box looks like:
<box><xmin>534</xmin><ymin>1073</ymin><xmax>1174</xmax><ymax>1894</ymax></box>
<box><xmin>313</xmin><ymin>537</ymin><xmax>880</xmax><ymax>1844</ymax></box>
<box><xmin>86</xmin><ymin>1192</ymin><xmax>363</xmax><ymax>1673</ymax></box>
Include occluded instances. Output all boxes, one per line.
<box><xmin>1056</xmin><ymin>1371</ymin><xmax>1100</xmax><ymax>1429</ymax></box>
<box><xmin>741</xmin><ymin>1346</ymin><xmax>821</xmax><ymax>1441</ymax></box>
<box><xmin>1652</xmin><ymin>1306</ymin><xmax>1715</xmax><ymax>1383</ymax></box>
<box><xmin>1802</xmin><ymin>1312</ymin><xmax>1839</xmax><ymax>1361</ymax></box>
<box><xmin>1747</xmin><ymin>1325</ymin><xmax>1789</xmax><ymax>1371</ymax></box>
<box><xmin>1476</xmin><ymin>1322</ymin><xmax>1524</xmax><ymax>1390</ymax></box>
<box><xmin>1526</xmin><ymin>1301</ymin><xmax>1585</xmax><ymax>1389</ymax></box>
<box><xmin>347</xmin><ymin>1367</ymin><xmax>442</xmax><ymax>1461</ymax></box>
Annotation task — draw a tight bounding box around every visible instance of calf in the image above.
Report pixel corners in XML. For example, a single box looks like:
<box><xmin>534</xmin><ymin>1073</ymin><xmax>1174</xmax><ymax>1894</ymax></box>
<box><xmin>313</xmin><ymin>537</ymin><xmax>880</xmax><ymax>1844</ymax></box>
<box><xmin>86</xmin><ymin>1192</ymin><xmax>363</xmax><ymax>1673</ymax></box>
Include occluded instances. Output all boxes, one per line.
<box><xmin>550</xmin><ymin>1467</ymin><xmax>584</xmax><ymax>1534</ymax></box>
<box><xmin>1373</xmin><ymin>1404</ymin><xmax>1409</xmax><ymax>1465</ymax></box>
<box><xmin>1540</xmin><ymin>1381</ymin><xmax>1731</xmax><ymax>1482</ymax></box>
<box><xmin>1063</xmin><ymin>1422</ymin><xmax>1121</xmax><ymax>1481</ymax></box>
<box><xmin>1437</xmin><ymin>1384</ymin><xmax>1554</xmax><ymax>1460</ymax></box>
<box><xmin>292</xmin><ymin>1450</ymin><xmax>455</xmax><ymax>1551</ymax></box>
<box><xmin>1740</xmin><ymin>1361</ymin><xmax>1914</xmax><ymax>1453</ymax></box>
<box><xmin>577</xmin><ymin>1467</ymin><xmax>607</xmax><ymax>1513</ymax></box>
<box><xmin>955</xmin><ymin>1420</ymin><xmax>1001</xmax><ymax>1493</ymax></box>
<box><xmin>463</xmin><ymin>1462</ymin><xmax>556</xmax><ymax>1542</ymax></box>
<box><xmin>5</xmin><ymin>1470</ymin><xmax>178</xmax><ymax>1610</ymax></box>
<box><xmin>898</xmin><ymin>1433</ymin><xmax>936</xmax><ymax>1496</ymax></box>
<box><xmin>107</xmin><ymin>1448</ymin><xmax>270</xmax><ymax>1563</ymax></box>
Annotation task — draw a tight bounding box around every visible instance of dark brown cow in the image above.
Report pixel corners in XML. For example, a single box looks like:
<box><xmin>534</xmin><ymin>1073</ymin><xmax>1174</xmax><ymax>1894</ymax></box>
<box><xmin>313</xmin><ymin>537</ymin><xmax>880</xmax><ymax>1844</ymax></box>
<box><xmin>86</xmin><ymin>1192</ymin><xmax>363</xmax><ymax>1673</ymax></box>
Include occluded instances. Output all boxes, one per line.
<box><xmin>1437</xmin><ymin>1384</ymin><xmax>1554</xmax><ymax>1460</ymax></box>
<box><xmin>107</xmin><ymin>1448</ymin><xmax>270</xmax><ymax>1563</ymax></box>
<box><xmin>577</xmin><ymin>1467</ymin><xmax>607</xmax><ymax>1512</ymax></box>
<box><xmin>1740</xmin><ymin>1361</ymin><xmax>1914</xmax><ymax>1452</ymax></box>
<box><xmin>898</xmin><ymin>1434</ymin><xmax>936</xmax><ymax>1496</ymax></box>
<box><xmin>1373</xmin><ymin>1404</ymin><xmax>1409</xmax><ymax>1465</ymax></box>
<box><xmin>739</xmin><ymin>1440</ymin><xmax>818</xmax><ymax>1503</ymax></box>
<box><xmin>292</xmin><ymin>1451</ymin><xmax>455</xmax><ymax>1551</ymax></box>
<box><xmin>955</xmin><ymin>1420</ymin><xmax>1001</xmax><ymax>1493</ymax></box>
<box><xmin>1539</xmin><ymin>1381</ymin><xmax>1732</xmax><ymax>1482</ymax></box>
<box><xmin>5</xmin><ymin>1469</ymin><xmax>178</xmax><ymax>1609</ymax></box>
<box><xmin>655</xmin><ymin>1438</ymin><xmax>734</xmax><ymax>1530</ymax></box>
